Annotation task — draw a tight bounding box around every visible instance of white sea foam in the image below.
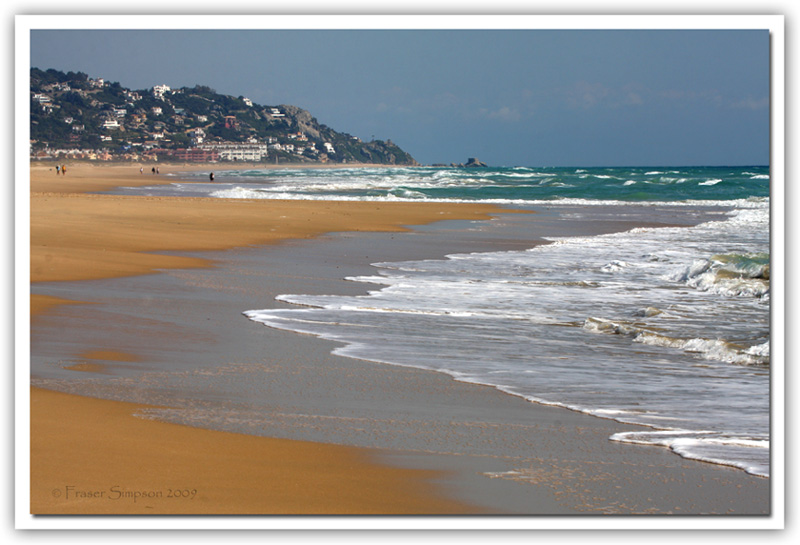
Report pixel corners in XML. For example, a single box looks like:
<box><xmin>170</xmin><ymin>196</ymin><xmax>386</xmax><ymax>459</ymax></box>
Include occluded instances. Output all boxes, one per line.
<box><xmin>610</xmin><ymin>430</ymin><xmax>769</xmax><ymax>477</ymax></box>
<box><xmin>205</xmin><ymin>185</ymin><xmax>770</xmax><ymax>211</ymax></box>
<box><xmin>245</xmin><ymin>198</ymin><xmax>770</xmax><ymax>476</ymax></box>
<box><xmin>581</xmin><ymin>315</ymin><xmax>768</xmax><ymax>365</ymax></box>
<box><xmin>195</xmin><ymin>166</ymin><xmax>771</xmax><ymax>478</ymax></box>
<box><xmin>600</xmin><ymin>260</ymin><xmax>629</xmax><ymax>273</ymax></box>
<box><xmin>636</xmin><ymin>334</ymin><xmax>769</xmax><ymax>366</ymax></box>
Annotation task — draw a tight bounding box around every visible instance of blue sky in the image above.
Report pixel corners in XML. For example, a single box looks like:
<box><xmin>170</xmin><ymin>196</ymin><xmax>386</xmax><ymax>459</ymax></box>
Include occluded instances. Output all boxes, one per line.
<box><xmin>29</xmin><ymin>26</ymin><xmax>770</xmax><ymax>167</ymax></box>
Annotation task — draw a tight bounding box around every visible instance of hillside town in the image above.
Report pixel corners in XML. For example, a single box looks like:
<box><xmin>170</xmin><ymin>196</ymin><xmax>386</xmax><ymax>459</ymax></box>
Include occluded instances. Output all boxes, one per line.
<box><xmin>30</xmin><ymin>68</ymin><xmax>418</xmax><ymax>165</ymax></box>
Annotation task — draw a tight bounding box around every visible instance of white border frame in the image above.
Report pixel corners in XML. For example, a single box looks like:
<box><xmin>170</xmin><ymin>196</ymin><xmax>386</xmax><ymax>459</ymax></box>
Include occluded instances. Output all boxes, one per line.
<box><xmin>14</xmin><ymin>13</ymin><xmax>785</xmax><ymax>532</ymax></box>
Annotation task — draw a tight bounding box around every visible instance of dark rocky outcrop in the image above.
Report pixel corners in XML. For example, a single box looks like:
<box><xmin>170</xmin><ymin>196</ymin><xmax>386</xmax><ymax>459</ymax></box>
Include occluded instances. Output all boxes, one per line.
<box><xmin>449</xmin><ymin>157</ymin><xmax>489</xmax><ymax>168</ymax></box>
<box><xmin>465</xmin><ymin>157</ymin><xmax>488</xmax><ymax>167</ymax></box>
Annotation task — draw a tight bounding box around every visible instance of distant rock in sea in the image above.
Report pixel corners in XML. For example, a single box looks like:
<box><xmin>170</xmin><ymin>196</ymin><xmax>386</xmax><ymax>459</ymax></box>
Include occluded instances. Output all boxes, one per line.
<box><xmin>464</xmin><ymin>157</ymin><xmax>488</xmax><ymax>167</ymax></box>
<box><xmin>450</xmin><ymin>158</ymin><xmax>488</xmax><ymax>168</ymax></box>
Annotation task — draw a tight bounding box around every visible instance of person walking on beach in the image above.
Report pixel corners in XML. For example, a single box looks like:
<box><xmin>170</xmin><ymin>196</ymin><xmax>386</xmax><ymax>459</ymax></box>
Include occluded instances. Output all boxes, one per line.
<box><xmin>152</xmin><ymin>167</ymin><xmax>156</xmax><ymax>175</ymax></box>
<box><xmin>209</xmin><ymin>172</ymin><xmax>215</xmax><ymax>181</ymax></box>
<box><xmin>55</xmin><ymin>165</ymin><xmax>60</xmax><ymax>175</ymax></box>
<box><xmin>61</xmin><ymin>164</ymin><xmax>66</xmax><ymax>175</ymax></box>
<box><xmin>140</xmin><ymin>166</ymin><xmax>144</xmax><ymax>174</ymax></box>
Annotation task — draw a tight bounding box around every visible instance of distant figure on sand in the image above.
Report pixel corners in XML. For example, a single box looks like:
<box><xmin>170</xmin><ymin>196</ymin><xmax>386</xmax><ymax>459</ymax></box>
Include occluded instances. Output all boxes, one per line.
<box><xmin>152</xmin><ymin>167</ymin><xmax>156</xmax><ymax>175</ymax></box>
<box><xmin>55</xmin><ymin>165</ymin><xmax>60</xmax><ymax>175</ymax></box>
<box><xmin>140</xmin><ymin>167</ymin><xmax>143</xmax><ymax>174</ymax></box>
<box><xmin>61</xmin><ymin>165</ymin><xmax>66</xmax><ymax>175</ymax></box>
<box><xmin>209</xmin><ymin>172</ymin><xmax>215</xmax><ymax>181</ymax></box>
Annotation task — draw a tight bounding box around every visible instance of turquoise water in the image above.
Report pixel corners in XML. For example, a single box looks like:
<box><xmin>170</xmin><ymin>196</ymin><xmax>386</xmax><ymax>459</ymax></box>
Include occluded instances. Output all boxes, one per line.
<box><xmin>149</xmin><ymin>165</ymin><xmax>770</xmax><ymax>204</ymax></box>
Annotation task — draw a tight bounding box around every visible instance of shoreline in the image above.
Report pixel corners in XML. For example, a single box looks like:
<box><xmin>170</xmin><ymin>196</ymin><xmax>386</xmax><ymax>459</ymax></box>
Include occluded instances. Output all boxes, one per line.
<box><xmin>31</xmin><ymin>163</ymin><xmax>510</xmax><ymax>284</ymax></box>
<box><xmin>30</xmin><ymin>161</ymin><xmax>395</xmax><ymax>193</ymax></box>
<box><xmin>27</xmin><ymin>163</ymin><xmax>770</xmax><ymax>517</ymax></box>
<box><xmin>28</xmin><ymin>163</ymin><xmax>515</xmax><ymax>515</ymax></box>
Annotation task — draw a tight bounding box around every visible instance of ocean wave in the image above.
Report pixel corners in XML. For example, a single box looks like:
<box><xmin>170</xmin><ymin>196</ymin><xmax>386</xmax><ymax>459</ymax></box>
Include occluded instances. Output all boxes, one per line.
<box><xmin>633</xmin><ymin>306</ymin><xmax>664</xmax><ymax>317</ymax></box>
<box><xmin>493</xmin><ymin>170</ymin><xmax>554</xmax><ymax>178</ymax></box>
<box><xmin>667</xmin><ymin>253</ymin><xmax>770</xmax><ymax>298</ymax></box>
<box><xmin>230</xmin><ymin>172</ymin><xmax>769</xmax><ymax>479</ymax></box>
<box><xmin>583</xmin><ymin>317</ymin><xmax>769</xmax><ymax>366</ymax></box>
<box><xmin>204</xmin><ymin>186</ymin><xmax>770</xmax><ymax>208</ymax></box>
<box><xmin>637</xmin><ymin>334</ymin><xmax>770</xmax><ymax>366</ymax></box>
<box><xmin>154</xmin><ymin>171</ymin><xmax>772</xmax><ymax>210</ymax></box>
<box><xmin>609</xmin><ymin>430</ymin><xmax>769</xmax><ymax>477</ymax></box>
<box><xmin>600</xmin><ymin>260</ymin><xmax>630</xmax><ymax>273</ymax></box>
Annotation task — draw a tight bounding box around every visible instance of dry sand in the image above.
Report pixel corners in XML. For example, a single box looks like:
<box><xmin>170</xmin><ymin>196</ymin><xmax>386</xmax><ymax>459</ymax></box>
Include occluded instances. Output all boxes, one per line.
<box><xmin>28</xmin><ymin>162</ymin><xmax>506</xmax><ymax>515</ymax></box>
<box><xmin>31</xmin><ymin>163</ymin><xmax>504</xmax><ymax>285</ymax></box>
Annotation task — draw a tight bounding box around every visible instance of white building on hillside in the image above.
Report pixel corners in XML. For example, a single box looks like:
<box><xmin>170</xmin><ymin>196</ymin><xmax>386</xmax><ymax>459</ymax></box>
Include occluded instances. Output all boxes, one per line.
<box><xmin>153</xmin><ymin>84</ymin><xmax>171</xmax><ymax>99</ymax></box>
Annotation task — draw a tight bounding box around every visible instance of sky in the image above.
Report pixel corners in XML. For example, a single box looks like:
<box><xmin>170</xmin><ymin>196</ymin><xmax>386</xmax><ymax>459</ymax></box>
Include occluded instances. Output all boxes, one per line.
<box><xmin>29</xmin><ymin>23</ymin><xmax>771</xmax><ymax>167</ymax></box>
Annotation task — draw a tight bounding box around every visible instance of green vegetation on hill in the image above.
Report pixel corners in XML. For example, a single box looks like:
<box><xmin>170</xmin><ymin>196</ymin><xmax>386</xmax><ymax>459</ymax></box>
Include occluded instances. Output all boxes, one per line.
<box><xmin>30</xmin><ymin>67</ymin><xmax>418</xmax><ymax>165</ymax></box>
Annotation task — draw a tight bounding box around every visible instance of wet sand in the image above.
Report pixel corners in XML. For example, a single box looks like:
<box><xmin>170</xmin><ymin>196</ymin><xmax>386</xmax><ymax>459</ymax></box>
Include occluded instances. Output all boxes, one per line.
<box><xmin>30</xmin><ymin>386</ymin><xmax>473</xmax><ymax>515</ymax></box>
<box><xmin>28</xmin><ymin>163</ymin><xmax>506</xmax><ymax>515</ymax></box>
<box><xmin>27</xmin><ymin>163</ymin><xmax>771</xmax><ymax>519</ymax></box>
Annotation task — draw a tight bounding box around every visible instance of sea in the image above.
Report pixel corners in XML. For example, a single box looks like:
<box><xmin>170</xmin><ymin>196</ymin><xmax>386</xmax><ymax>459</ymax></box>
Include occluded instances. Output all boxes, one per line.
<box><xmin>119</xmin><ymin>165</ymin><xmax>772</xmax><ymax>477</ymax></box>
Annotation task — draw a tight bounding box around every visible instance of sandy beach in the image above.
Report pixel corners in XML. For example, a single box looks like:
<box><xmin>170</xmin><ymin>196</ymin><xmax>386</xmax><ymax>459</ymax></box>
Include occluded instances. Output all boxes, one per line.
<box><xmin>28</xmin><ymin>162</ymin><xmax>771</xmax><ymax>517</ymax></box>
<box><xmin>30</xmin><ymin>386</ymin><xmax>473</xmax><ymax>515</ymax></box>
<box><xmin>28</xmin><ymin>162</ymin><xmax>508</xmax><ymax>515</ymax></box>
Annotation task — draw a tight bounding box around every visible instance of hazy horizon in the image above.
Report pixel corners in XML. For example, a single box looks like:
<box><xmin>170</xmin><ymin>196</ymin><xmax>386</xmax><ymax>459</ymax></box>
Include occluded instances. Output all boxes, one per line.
<box><xmin>30</xmin><ymin>24</ymin><xmax>770</xmax><ymax>167</ymax></box>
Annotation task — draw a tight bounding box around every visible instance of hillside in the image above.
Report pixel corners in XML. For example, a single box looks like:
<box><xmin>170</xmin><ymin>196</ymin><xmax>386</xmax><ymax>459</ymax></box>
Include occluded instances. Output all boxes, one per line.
<box><xmin>29</xmin><ymin>68</ymin><xmax>418</xmax><ymax>165</ymax></box>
